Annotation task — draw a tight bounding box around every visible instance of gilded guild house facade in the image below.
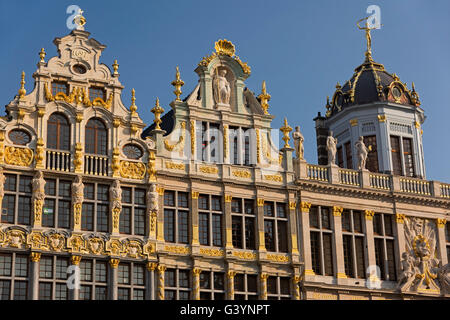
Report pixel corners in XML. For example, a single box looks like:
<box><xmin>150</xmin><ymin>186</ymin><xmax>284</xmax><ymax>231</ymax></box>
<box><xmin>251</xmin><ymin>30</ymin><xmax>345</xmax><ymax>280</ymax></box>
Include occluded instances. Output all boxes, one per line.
<box><xmin>0</xmin><ymin>14</ymin><xmax>449</xmax><ymax>300</ymax></box>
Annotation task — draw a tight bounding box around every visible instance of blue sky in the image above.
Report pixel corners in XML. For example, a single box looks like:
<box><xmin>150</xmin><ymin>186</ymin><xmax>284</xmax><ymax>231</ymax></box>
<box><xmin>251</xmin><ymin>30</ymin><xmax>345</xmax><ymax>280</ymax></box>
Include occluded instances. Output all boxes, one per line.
<box><xmin>1</xmin><ymin>0</ymin><xmax>449</xmax><ymax>182</ymax></box>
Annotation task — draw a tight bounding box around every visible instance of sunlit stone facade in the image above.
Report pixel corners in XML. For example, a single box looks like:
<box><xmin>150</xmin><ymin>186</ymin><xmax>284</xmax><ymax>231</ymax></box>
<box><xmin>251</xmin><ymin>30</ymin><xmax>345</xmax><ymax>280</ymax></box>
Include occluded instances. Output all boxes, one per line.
<box><xmin>0</xmin><ymin>16</ymin><xmax>448</xmax><ymax>300</ymax></box>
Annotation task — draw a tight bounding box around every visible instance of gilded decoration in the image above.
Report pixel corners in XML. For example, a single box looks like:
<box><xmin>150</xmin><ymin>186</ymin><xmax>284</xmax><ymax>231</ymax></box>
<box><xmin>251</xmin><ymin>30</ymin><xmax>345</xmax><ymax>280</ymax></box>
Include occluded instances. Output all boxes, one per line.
<box><xmin>120</xmin><ymin>160</ymin><xmax>146</xmax><ymax>179</ymax></box>
<box><xmin>35</xmin><ymin>138</ymin><xmax>44</xmax><ymax>168</ymax></box>
<box><xmin>44</xmin><ymin>84</ymin><xmax>113</xmax><ymax>109</ymax></box>
<box><xmin>232</xmin><ymin>169</ymin><xmax>251</xmax><ymax>179</ymax></box>
<box><xmin>198</xmin><ymin>39</ymin><xmax>251</xmax><ymax>75</ymax></box>
<box><xmin>5</xmin><ymin>229</ymin><xmax>27</xmax><ymax>248</ymax></box>
<box><xmin>165</xmin><ymin>161</ymin><xmax>185</xmax><ymax>171</ymax></box>
<box><xmin>266</xmin><ymin>254</ymin><xmax>290</xmax><ymax>263</ymax></box>
<box><xmin>190</xmin><ymin>120</ymin><xmax>196</xmax><ymax>157</ymax></box>
<box><xmin>171</xmin><ymin>66</ymin><xmax>185</xmax><ymax>102</ymax></box>
<box><xmin>289</xmin><ymin>201</ymin><xmax>297</xmax><ymax>210</ymax></box>
<box><xmin>437</xmin><ymin>219</ymin><xmax>447</xmax><ymax>228</ymax></box>
<box><xmin>364</xmin><ymin>210</ymin><xmax>375</xmax><ymax>220</ymax></box>
<box><xmin>300</xmin><ymin>201</ymin><xmax>311</xmax><ymax>213</ymax></box>
<box><xmin>70</xmin><ymin>255</ymin><xmax>82</xmax><ymax>266</ymax></box>
<box><xmin>232</xmin><ymin>251</ymin><xmax>257</xmax><ymax>260</ymax></box>
<box><xmin>67</xmin><ymin>234</ymin><xmax>85</xmax><ymax>253</ymax></box>
<box><xmin>225</xmin><ymin>195</ymin><xmax>232</xmax><ymax>203</ymax></box>
<box><xmin>199</xmin><ymin>248</ymin><xmax>225</xmax><ymax>257</ymax></box>
<box><xmin>74</xmin><ymin>143</ymin><xmax>83</xmax><ymax>173</ymax></box>
<box><xmin>263</xmin><ymin>174</ymin><xmax>282</xmax><ymax>183</ymax></box>
<box><xmin>30</xmin><ymin>252</ymin><xmax>41</xmax><ymax>263</ymax></box>
<box><xmin>4</xmin><ymin>146</ymin><xmax>33</xmax><ymax>167</ymax></box>
<box><xmin>87</xmin><ymin>237</ymin><xmax>105</xmax><ymax>255</ymax></box>
<box><xmin>124</xmin><ymin>240</ymin><xmax>145</xmax><ymax>259</ymax></box>
<box><xmin>164</xmin><ymin>245</ymin><xmax>190</xmax><ymax>255</ymax></box>
<box><xmin>105</xmin><ymin>238</ymin><xmax>123</xmax><ymax>256</ymax></box>
<box><xmin>199</xmin><ymin>165</ymin><xmax>218</xmax><ymax>175</ymax></box>
<box><xmin>48</xmin><ymin>233</ymin><xmax>66</xmax><ymax>252</ymax></box>
<box><xmin>27</xmin><ymin>231</ymin><xmax>47</xmax><ymax>250</ymax></box>
<box><xmin>0</xmin><ymin>131</ymin><xmax>5</xmax><ymax>164</ymax></box>
<box><xmin>164</xmin><ymin>121</ymin><xmax>186</xmax><ymax>155</ymax></box>
<box><xmin>261</xmin><ymin>131</ymin><xmax>280</xmax><ymax>165</ymax></box>
<box><xmin>148</xmin><ymin>151</ymin><xmax>157</xmax><ymax>182</ymax></box>
<box><xmin>112</xmin><ymin>148</ymin><xmax>120</xmax><ymax>177</ymax></box>
<box><xmin>109</xmin><ymin>258</ymin><xmax>120</xmax><ymax>268</ymax></box>
<box><xmin>396</xmin><ymin>213</ymin><xmax>406</xmax><ymax>224</ymax></box>
<box><xmin>256</xmin><ymin>128</ymin><xmax>261</xmax><ymax>164</ymax></box>
<box><xmin>333</xmin><ymin>206</ymin><xmax>344</xmax><ymax>217</ymax></box>
<box><xmin>223</xmin><ymin>124</ymin><xmax>228</xmax><ymax>159</ymax></box>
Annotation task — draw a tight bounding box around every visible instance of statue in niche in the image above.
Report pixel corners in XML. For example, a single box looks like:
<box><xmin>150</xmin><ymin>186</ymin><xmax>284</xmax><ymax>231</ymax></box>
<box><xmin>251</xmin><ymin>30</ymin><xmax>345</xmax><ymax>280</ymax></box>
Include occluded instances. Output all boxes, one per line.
<box><xmin>326</xmin><ymin>131</ymin><xmax>337</xmax><ymax>166</ymax></box>
<box><xmin>32</xmin><ymin>171</ymin><xmax>45</xmax><ymax>201</ymax></box>
<box><xmin>355</xmin><ymin>136</ymin><xmax>369</xmax><ymax>171</ymax></box>
<box><xmin>110</xmin><ymin>180</ymin><xmax>122</xmax><ymax>211</ymax></box>
<box><xmin>147</xmin><ymin>184</ymin><xmax>158</xmax><ymax>213</ymax></box>
<box><xmin>213</xmin><ymin>68</ymin><xmax>231</xmax><ymax>106</ymax></box>
<box><xmin>292</xmin><ymin>126</ymin><xmax>304</xmax><ymax>160</ymax></box>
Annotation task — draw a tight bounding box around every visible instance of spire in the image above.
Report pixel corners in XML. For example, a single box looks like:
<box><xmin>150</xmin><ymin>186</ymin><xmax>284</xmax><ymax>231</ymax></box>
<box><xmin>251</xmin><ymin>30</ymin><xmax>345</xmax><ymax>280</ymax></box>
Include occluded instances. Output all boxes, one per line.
<box><xmin>357</xmin><ymin>17</ymin><xmax>380</xmax><ymax>63</ymax></box>
<box><xmin>171</xmin><ymin>66</ymin><xmax>185</xmax><ymax>102</ymax></box>
<box><xmin>18</xmin><ymin>71</ymin><xmax>26</xmax><ymax>100</ymax></box>
<box><xmin>258</xmin><ymin>80</ymin><xmax>271</xmax><ymax>115</ymax></box>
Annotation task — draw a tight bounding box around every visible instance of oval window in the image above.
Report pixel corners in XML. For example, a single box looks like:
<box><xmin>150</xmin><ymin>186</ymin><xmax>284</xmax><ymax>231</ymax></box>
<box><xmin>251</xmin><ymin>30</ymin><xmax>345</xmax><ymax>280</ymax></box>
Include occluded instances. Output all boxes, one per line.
<box><xmin>73</xmin><ymin>64</ymin><xmax>87</xmax><ymax>74</ymax></box>
<box><xmin>9</xmin><ymin>129</ymin><xmax>31</xmax><ymax>145</ymax></box>
<box><xmin>123</xmin><ymin>144</ymin><xmax>143</xmax><ymax>160</ymax></box>
<box><xmin>392</xmin><ymin>86</ymin><xmax>402</xmax><ymax>99</ymax></box>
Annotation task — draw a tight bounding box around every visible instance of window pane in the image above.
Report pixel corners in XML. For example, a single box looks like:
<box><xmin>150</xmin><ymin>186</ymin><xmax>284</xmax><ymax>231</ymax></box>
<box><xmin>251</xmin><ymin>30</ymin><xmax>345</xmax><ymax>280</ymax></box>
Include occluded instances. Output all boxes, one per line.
<box><xmin>200</xmin><ymin>272</ymin><xmax>211</xmax><ymax>289</ymax></box>
<box><xmin>97</xmin><ymin>204</ymin><xmax>109</xmax><ymax>232</ymax></box>
<box><xmin>178</xmin><ymin>192</ymin><xmax>188</xmax><ymax>208</ymax></box>
<box><xmin>39</xmin><ymin>282</ymin><xmax>52</xmax><ymax>300</ymax></box>
<box><xmin>56</xmin><ymin>258</ymin><xmax>69</xmax><ymax>280</ymax></box>
<box><xmin>15</xmin><ymin>255</ymin><xmax>28</xmax><ymax>277</ymax></box>
<box><xmin>264</xmin><ymin>220</ymin><xmax>275</xmax><ymax>252</ymax></box>
<box><xmin>199</xmin><ymin>213</ymin><xmax>209</xmax><ymax>246</ymax></box>
<box><xmin>42</xmin><ymin>199</ymin><xmax>55</xmax><ymax>227</ymax></box>
<box><xmin>13</xmin><ymin>281</ymin><xmax>27</xmax><ymax>300</ymax></box>
<box><xmin>198</xmin><ymin>195</ymin><xmax>209</xmax><ymax>210</ymax></box>
<box><xmin>17</xmin><ymin>196</ymin><xmax>31</xmax><ymax>225</ymax></box>
<box><xmin>0</xmin><ymin>280</ymin><xmax>10</xmax><ymax>300</ymax></box>
<box><xmin>178</xmin><ymin>211</ymin><xmax>189</xmax><ymax>244</ymax></box>
<box><xmin>212</xmin><ymin>214</ymin><xmax>222</xmax><ymax>247</ymax></box>
<box><xmin>82</xmin><ymin>203</ymin><xmax>94</xmax><ymax>231</ymax></box>
<box><xmin>118</xmin><ymin>264</ymin><xmax>130</xmax><ymax>285</ymax></box>
<box><xmin>0</xmin><ymin>254</ymin><xmax>12</xmax><ymax>276</ymax></box>
<box><xmin>267</xmin><ymin>277</ymin><xmax>277</xmax><ymax>294</ymax></box>
<box><xmin>245</xmin><ymin>217</ymin><xmax>256</xmax><ymax>250</ymax></box>
<box><xmin>120</xmin><ymin>207</ymin><xmax>131</xmax><ymax>234</ymax></box>
<box><xmin>231</xmin><ymin>199</ymin><xmax>241</xmax><ymax>213</ymax></box>
<box><xmin>179</xmin><ymin>270</ymin><xmax>190</xmax><ymax>288</ymax></box>
<box><xmin>134</xmin><ymin>208</ymin><xmax>146</xmax><ymax>236</ymax></box>
<box><xmin>133</xmin><ymin>265</ymin><xmax>145</xmax><ymax>286</ymax></box>
<box><xmin>323</xmin><ymin>233</ymin><xmax>334</xmax><ymax>276</ymax></box>
<box><xmin>310</xmin><ymin>232</ymin><xmax>321</xmax><ymax>275</ymax></box>
<box><xmin>164</xmin><ymin>191</ymin><xmax>175</xmax><ymax>207</ymax></box>
<box><xmin>39</xmin><ymin>256</ymin><xmax>53</xmax><ymax>279</ymax></box>
<box><xmin>2</xmin><ymin>195</ymin><xmax>15</xmax><ymax>224</ymax></box>
<box><xmin>96</xmin><ymin>262</ymin><xmax>107</xmax><ymax>283</ymax></box>
<box><xmin>164</xmin><ymin>209</ymin><xmax>175</xmax><ymax>243</ymax></box>
<box><xmin>264</xmin><ymin>203</ymin><xmax>274</xmax><ymax>217</ymax></box>
<box><xmin>277</xmin><ymin>221</ymin><xmax>288</xmax><ymax>253</ymax></box>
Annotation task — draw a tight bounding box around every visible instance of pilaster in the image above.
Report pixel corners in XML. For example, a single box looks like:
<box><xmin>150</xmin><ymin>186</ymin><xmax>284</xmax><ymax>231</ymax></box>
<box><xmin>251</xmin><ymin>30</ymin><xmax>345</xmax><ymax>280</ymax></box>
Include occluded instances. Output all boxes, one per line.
<box><xmin>364</xmin><ymin>210</ymin><xmax>377</xmax><ymax>271</ymax></box>
<box><xmin>226</xmin><ymin>270</ymin><xmax>236</xmax><ymax>300</ymax></box>
<box><xmin>224</xmin><ymin>194</ymin><xmax>233</xmax><ymax>249</ymax></box>
<box><xmin>299</xmin><ymin>201</ymin><xmax>314</xmax><ymax>278</ymax></box>
<box><xmin>332</xmin><ymin>206</ymin><xmax>346</xmax><ymax>282</ymax></box>
<box><xmin>436</xmin><ymin>219</ymin><xmax>448</xmax><ymax>265</ymax></box>
<box><xmin>256</xmin><ymin>198</ymin><xmax>266</xmax><ymax>252</ymax></box>
<box><xmin>259</xmin><ymin>273</ymin><xmax>268</xmax><ymax>300</ymax></box>
<box><xmin>109</xmin><ymin>258</ymin><xmax>119</xmax><ymax>300</ymax></box>
<box><xmin>157</xmin><ymin>265</ymin><xmax>166</xmax><ymax>300</ymax></box>
<box><xmin>192</xmin><ymin>268</ymin><xmax>202</xmax><ymax>300</ymax></box>
<box><xmin>30</xmin><ymin>252</ymin><xmax>41</xmax><ymax>300</ymax></box>
<box><xmin>146</xmin><ymin>262</ymin><xmax>158</xmax><ymax>300</ymax></box>
<box><xmin>156</xmin><ymin>187</ymin><xmax>165</xmax><ymax>241</ymax></box>
<box><xmin>191</xmin><ymin>191</ymin><xmax>200</xmax><ymax>246</ymax></box>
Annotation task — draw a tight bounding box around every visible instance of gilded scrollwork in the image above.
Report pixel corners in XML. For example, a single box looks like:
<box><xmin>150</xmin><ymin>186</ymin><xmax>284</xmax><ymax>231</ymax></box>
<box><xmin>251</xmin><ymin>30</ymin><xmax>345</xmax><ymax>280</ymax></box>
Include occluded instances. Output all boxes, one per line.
<box><xmin>164</xmin><ymin>121</ymin><xmax>186</xmax><ymax>156</ymax></box>
<box><xmin>120</xmin><ymin>160</ymin><xmax>146</xmax><ymax>180</ymax></box>
<box><xmin>4</xmin><ymin>146</ymin><xmax>34</xmax><ymax>167</ymax></box>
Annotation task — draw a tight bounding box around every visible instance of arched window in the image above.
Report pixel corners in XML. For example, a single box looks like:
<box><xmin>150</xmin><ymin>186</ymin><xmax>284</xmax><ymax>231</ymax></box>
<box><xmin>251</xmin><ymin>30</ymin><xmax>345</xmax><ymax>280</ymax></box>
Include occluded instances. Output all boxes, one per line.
<box><xmin>47</xmin><ymin>113</ymin><xmax>70</xmax><ymax>150</ymax></box>
<box><xmin>85</xmin><ymin>118</ymin><xmax>107</xmax><ymax>155</ymax></box>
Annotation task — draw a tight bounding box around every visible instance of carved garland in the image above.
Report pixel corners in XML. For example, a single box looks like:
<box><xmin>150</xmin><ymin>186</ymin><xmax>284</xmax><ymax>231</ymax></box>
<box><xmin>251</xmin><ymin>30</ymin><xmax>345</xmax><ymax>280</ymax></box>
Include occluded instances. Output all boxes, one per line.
<box><xmin>164</xmin><ymin>121</ymin><xmax>186</xmax><ymax>155</ymax></box>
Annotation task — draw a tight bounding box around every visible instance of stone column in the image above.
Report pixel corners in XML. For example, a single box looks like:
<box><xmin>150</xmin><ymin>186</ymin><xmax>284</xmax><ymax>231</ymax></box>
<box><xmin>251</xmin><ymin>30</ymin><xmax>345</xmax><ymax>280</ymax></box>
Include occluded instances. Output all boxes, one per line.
<box><xmin>332</xmin><ymin>206</ymin><xmax>346</xmax><ymax>282</ymax></box>
<box><xmin>395</xmin><ymin>213</ymin><xmax>407</xmax><ymax>280</ymax></box>
<box><xmin>192</xmin><ymin>268</ymin><xmax>202</xmax><ymax>300</ymax></box>
<box><xmin>157</xmin><ymin>265</ymin><xmax>166</xmax><ymax>300</ymax></box>
<box><xmin>146</xmin><ymin>262</ymin><xmax>157</xmax><ymax>300</ymax></box>
<box><xmin>156</xmin><ymin>187</ymin><xmax>165</xmax><ymax>241</ymax></box>
<box><xmin>224</xmin><ymin>195</ymin><xmax>233</xmax><ymax>249</ymax></box>
<box><xmin>259</xmin><ymin>273</ymin><xmax>268</xmax><ymax>300</ymax></box>
<box><xmin>109</xmin><ymin>258</ymin><xmax>119</xmax><ymax>300</ymax></box>
<box><xmin>191</xmin><ymin>191</ymin><xmax>200</xmax><ymax>246</ymax></box>
<box><xmin>299</xmin><ymin>202</ymin><xmax>314</xmax><ymax>277</ymax></box>
<box><xmin>437</xmin><ymin>219</ymin><xmax>448</xmax><ymax>265</ymax></box>
<box><xmin>257</xmin><ymin>198</ymin><xmax>266</xmax><ymax>252</ymax></box>
<box><xmin>226</xmin><ymin>270</ymin><xmax>236</xmax><ymax>300</ymax></box>
<box><xmin>292</xmin><ymin>275</ymin><xmax>301</xmax><ymax>300</ymax></box>
<box><xmin>29</xmin><ymin>252</ymin><xmax>41</xmax><ymax>300</ymax></box>
<box><xmin>364</xmin><ymin>210</ymin><xmax>377</xmax><ymax>272</ymax></box>
<box><xmin>288</xmin><ymin>201</ymin><xmax>299</xmax><ymax>255</ymax></box>
<box><xmin>70</xmin><ymin>255</ymin><xmax>82</xmax><ymax>300</ymax></box>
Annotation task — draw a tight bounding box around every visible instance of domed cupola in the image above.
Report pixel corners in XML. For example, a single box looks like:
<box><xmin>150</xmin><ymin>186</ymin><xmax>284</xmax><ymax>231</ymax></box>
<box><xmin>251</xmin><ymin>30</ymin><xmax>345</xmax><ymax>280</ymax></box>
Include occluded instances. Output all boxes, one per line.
<box><xmin>314</xmin><ymin>20</ymin><xmax>426</xmax><ymax>179</ymax></box>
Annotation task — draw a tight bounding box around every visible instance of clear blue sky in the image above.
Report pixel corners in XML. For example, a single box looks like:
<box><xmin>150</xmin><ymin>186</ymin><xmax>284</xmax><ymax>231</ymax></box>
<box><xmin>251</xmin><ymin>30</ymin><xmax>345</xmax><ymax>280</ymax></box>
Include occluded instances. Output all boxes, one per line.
<box><xmin>1</xmin><ymin>0</ymin><xmax>449</xmax><ymax>182</ymax></box>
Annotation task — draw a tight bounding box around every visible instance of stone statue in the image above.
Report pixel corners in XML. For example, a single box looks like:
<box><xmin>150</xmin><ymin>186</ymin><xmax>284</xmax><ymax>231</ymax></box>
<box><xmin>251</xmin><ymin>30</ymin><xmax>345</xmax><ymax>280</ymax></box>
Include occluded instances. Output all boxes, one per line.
<box><xmin>32</xmin><ymin>171</ymin><xmax>45</xmax><ymax>201</ymax></box>
<box><xmin>147</xmin><ymin>184</ymin><xmax>158</xmax><ymax>213</ymax></box>
<box><xmin>213</xmin><ymin>69</ymin><xmax>231</xmax><ymax>106</ymax></box>
<box><xmin>355</xmin><ymin>136</ymin><xmax>369</xmax><ymax>171</ymax></box>
<box><xmin>72</xmin><ymin>175</ymin><xmax>84</xmax><ymax>204</ymax></box>
<box><xmin>397</xmin><ymin>252</ymin><xmax>418</xmax><ymax>290</ymax></box>
<box><xmin>110</xmin><ymin>180</ymin><xmax>122</xmax><ymax>211</ymax></box>
<box><xmin>437</xmin><ymin>263</ymin><xmax>450</xmax><ymax>295</ymax></box>
<box><xmin>326</xmin><ymin>131</ymin><xmax>337</xmax><ymax>166</ymax></box>
<box><xmin>292</xmin><ymin>126</ymin><xmax>304</xmax><ymax>160</ymax></box>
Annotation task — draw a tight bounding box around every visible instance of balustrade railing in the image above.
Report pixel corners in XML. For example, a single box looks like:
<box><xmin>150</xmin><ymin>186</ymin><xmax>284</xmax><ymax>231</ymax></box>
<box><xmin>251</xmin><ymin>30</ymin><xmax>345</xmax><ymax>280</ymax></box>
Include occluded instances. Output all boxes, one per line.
<box><xmin>84</xmin><ymin>154</ymin><xmax>109</xmax><ymax>176</ymax></box>
<box><xmin>307</xmin><ymin>164</ymin><xmax>329</xmax><ymax>182</ymax></box>
<box><xmin>440</xmin><ymin>183</ymin><xmax>450</xmax><ymax>198</ymax></box>
<box><xmin>46</xmin><ymin>149</ymin><xmax>71</xmax><ymax>172</ymax></box>
<box><xmin>369</xmin><ymin>173</ymin><xmax>391</xmax><ymax>190</ymax></box>
<box><xmin>339</xmin><ymin>169</ymin><xmax>360</xmax><ymax>186</ymax></box>
<box><xmin>399</xmin><ymin>178</ymin><xmax>431</xmax><ymax>196</ymax></box>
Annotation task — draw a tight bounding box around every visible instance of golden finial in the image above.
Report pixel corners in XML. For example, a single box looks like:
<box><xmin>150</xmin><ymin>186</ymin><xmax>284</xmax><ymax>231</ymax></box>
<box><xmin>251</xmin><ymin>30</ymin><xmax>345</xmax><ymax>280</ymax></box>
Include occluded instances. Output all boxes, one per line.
<box><xmin>258</xmin><ymin>81</ymin><xmax>271</xmax><ymax>115</ymax></box>
<box><xmin>357</xmin><ymin>17</ymin><xmax>381</xmax><ymax>62</ymax></box>
<box><xmin>151</xmin><ymin>98</ymin><xmax>165</xmax><ymax>131</ymax></box>
<box><xmin>73</xmin><ymin>9</ymin><xmax>86</xmax><ymax>30</ymax></box>
<box><xmin>112</xmin><ymin>60</ymin><xmax>119</xmax><ymax>76</ymax></box>
<box><xmin>18</xmin><ymin>71</ymin><xmax>26</xmax><ymax>100</ymax></box>
<box><xmin>171</xmin><ymin>66</ymin><xmax>185</xmax><ymax>102</ymax></box>
<box><xmin>410</xmin><ymin>82</ymin><xmax>421</xmax><ymax>106</ymax></box>
<box><xmin>130</xmin><ymin>89</ymin><xmax>137</xmax><ymax>115</ymax></box>
<box><xmin>280</xmin><ymin>118</ymin><xmax>293</xmax><ymax>149</ymax></box>
<box><xmin>336</xmin><ymin>82</ymin><xmax>341</xmax><ymax>90</ymax></box>
<box><xmin>325</xmin><ymin>96</ymin><xmax>331</xmax><ymax>117</ymax></box>
<box><xmin>39</xmin><ymin>48</ymin><xmax>46</xmax><ymax>63</ymax></box>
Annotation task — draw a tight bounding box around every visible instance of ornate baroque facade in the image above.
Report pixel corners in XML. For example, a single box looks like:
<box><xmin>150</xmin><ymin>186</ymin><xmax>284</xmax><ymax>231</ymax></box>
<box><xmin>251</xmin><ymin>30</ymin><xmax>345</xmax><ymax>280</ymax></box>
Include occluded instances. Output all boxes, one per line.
<box><xmin>0</xmin><ymin>13</ymin><xmax>448</xmax><ymax>300</ymax></box>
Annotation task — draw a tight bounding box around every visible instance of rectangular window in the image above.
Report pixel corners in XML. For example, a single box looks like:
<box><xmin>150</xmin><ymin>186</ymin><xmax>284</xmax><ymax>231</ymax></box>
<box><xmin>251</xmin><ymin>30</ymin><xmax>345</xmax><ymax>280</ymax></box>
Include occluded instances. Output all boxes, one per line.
<box><xmin>43</xmin><ymin>179</ymin><xmax>71</xmax><ymax>229</ymax></box>
<box><xmin>79</xmin><ymin>259</ymin><xmax>108</xmax><ymax>300</ymax></box>
<box><xmin>198</xmin><ymin>195</ymin><xmax>223</xmax><ymax>247</ymax></box>
<box><xmin>82</xmin><ymin>183</ymin><xmax>109</xmax><ymax>232</ymax></box>
<box><xmin>403</xmin><ymin>137</ymin><xmax>415</xmax><ymax>177</ymax></box>
<box><xmin>337</xmin><ymin>146</ymin><xmax>344</xmax><ymax>168</ymax></box>
<box><xmin>52</xmin><ymin>81</ymin><xmax>68</xmax><ymax>96</ymax></box>
<box><xmin>0</xmin><ymin>253</ymin><xmax>29</xmax><ymax>300</ymax></box>
<box><xmin>344</xmin><ymin>141</ymin><xmax>353</xmax><ymax>169</ymax></box>
<box><xmin>263</xmin><ymin>202</ymin><xmax>288</xmax><ymax>253</ymax></box>
<box><xmin>390</xmin><ymin>136</ymin><xmax>403</xmax><ymax>175</ymax></box>
<box><xmin>309</xmin><ymin>206</ymin><xmax>334</xmax><ymax>276</ymax></box>
<box><xmin>200</xmin><ymin>271</ymin><xmax>225</xmax><ymax>300</ymax></box>
<box><xmin>373</xmin><ymin>213</ymin><xmax>397</xmax><ymax>281</ymax></box>
<box><xmin>234</xmin><ymin>274</ymin><xmax>258</xmax><ymax>300</ymax></box>
<box><xmin>2</xmin><ymin>175</ymin><xmax>32</xmax><ymax>226</ymax></box>
<box><xmin>231</xmin><ymin>198</ymin><xmax>256</xmax><ymax>250</ymax></box>
<box><xmin>267</xmin><ymin>276</ymin><xmax>291</xmax><ymax>300</ymax></box>
<box><xmin>89</xmin><ymin>86</ymin><xmax>106</xmax><ymax>101</ymax></box>
<box><xmin>165</xmin><ymin>268</ymin><xmax>191</xmax><ymax>300</ymax></box>
<box><xmin>164</xmin><ymin>191</ymin><xmax>190</xmax><ymax>244</ymax></box>
<box><xmin>341</xmin><ymin>210</ymin><xmax>366</xmax><ymax>279</ymax></box>
<box><xmin>364</xmin><ymin>135</ymin><xmax>379</xmax><ymax>172</ymax></box>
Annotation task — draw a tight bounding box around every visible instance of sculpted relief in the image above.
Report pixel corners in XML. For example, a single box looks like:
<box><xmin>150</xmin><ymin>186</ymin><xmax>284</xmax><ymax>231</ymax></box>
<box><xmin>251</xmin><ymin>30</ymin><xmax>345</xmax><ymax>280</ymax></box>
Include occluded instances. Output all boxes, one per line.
<box><xmin>397</xmin><ymin>217</ymin><xmax>450</xmax><ymax>295</ymax></box>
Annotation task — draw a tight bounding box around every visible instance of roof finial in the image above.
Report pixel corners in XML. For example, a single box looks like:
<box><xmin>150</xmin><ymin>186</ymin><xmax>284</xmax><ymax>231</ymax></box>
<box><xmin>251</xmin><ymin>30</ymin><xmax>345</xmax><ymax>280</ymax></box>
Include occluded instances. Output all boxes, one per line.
<box><xmin>258</xmin><ymin>80</ymin><xmax>271</xmax><ymax>115</ymax></box>
<box><xmin>112</xmin><ymin>60</ymin><xmax>119</xmax><ymax>76</ymax></box>
<box><xmin>73</xmin><ymin>8</ymin><xmax>86</xmax><ymax>31</ymax></box>
<box><xmin>18</xmin><ymin>71</ymin><xmax>26</xmax><ymax>100</ymax></box>
<box><xmin>151</xmin><ymin>98</ymin><xmax>165</xmax><ymax>131</ymax></box>
<box><xmin>357</xmin><ymin>17</ymin><xmax>381</xmax><ymax>62</ymax></box>
<box><xmin>130</xmin><ymin>89</ymin><xmax>137</xmax><ymax>115</ymax></box>
<box><xmin>39</xmin><ymin>48</ymin><xmax>46</xmax><ymax>63</ymax></box>
<box><xmin>280</xmin><ymin>118</ymin><xmax>293</xmax><ymax>149</ymax></box>
<box><xmin>171</xmin><ymin>66</ymin><xmax>185</xmax><ymax>102</ymax></box>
